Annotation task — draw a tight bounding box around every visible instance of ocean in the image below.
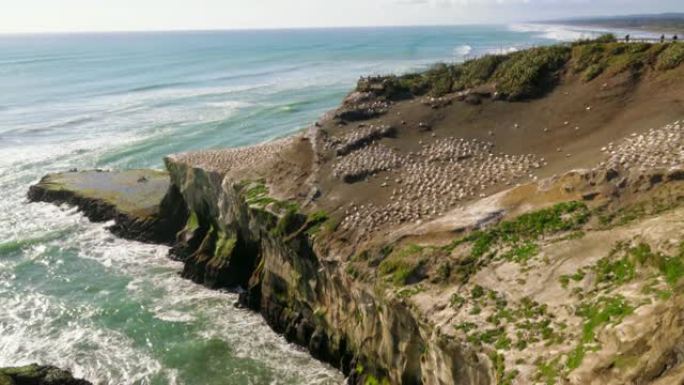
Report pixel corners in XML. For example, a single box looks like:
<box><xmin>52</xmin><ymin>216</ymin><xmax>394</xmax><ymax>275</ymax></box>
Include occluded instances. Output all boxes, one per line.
<box><xmin>0</xmin><ymin>24</ymin><xmax>610</xmax><ymax>384</ymax></box>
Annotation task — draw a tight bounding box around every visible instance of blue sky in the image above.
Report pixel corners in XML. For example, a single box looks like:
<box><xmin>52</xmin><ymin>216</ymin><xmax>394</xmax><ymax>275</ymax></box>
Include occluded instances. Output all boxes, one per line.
<box><xmin>1</xmin><ymin>0</ymin><xmax>681</xmax><ymax>33</ymax></box>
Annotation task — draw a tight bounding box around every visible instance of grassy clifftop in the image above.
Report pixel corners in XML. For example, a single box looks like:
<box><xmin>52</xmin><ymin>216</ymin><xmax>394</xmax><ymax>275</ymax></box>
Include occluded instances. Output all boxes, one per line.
<box><xmin>357</xmin><ymin>35</ymin><xmax>684</xmax><ymax>101</ymax></box>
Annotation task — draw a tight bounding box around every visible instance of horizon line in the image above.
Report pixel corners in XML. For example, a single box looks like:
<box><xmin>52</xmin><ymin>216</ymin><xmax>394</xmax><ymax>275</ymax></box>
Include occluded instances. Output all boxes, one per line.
<box><xmin>0</xmin><ymin>20</ymin><xmax>624</xmax><ymax>37</ymax></box>
<box><xmin>0</xmin><ymin>22</ymin><xmax>508</xmax><ymax>36</ymax></box>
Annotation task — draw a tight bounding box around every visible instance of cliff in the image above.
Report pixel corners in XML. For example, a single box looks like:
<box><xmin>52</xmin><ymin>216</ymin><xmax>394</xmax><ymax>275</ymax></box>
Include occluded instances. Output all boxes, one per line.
<box><xmin>28</xmin><ymin>38</ymin><xmax>684</xmax><ymax>384</ymax></box>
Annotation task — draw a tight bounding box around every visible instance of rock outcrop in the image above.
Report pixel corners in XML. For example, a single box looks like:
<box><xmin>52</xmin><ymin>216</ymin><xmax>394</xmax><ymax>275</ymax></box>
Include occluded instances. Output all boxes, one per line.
<box><xmin>0</xmin><ymin>364</ymin><xmax>92</xmax><ymax>385</ymax></box>
<box><xmin>27</xmin><ymin>169</ymin><xmax>187</xmax><ymax>244</ymax></box>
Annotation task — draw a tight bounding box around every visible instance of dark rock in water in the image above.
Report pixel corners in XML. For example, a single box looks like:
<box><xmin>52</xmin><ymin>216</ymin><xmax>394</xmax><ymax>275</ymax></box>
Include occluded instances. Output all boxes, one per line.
<box><xmin>0</xmin><ymin>364</ymin><xmax>92</xmax><ymax>385</ymax></box>
<box><xmin>27</xmin><ymin>169</ymin><xmax>188</xmax><ymax>244</ymax></box>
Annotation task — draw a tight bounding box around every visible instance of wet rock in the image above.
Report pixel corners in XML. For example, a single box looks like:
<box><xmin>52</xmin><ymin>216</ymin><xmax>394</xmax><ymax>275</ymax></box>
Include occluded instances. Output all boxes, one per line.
<box><xmin>0</xmin><ymin>364</ymin><xmax>92</xmax><ymax>385</ymax></box>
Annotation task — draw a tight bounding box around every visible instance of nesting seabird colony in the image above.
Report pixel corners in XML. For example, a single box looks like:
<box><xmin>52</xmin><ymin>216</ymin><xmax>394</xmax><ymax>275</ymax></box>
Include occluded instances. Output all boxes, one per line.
<box><xmin>600</xmin><ymin>120</ymin><xmax>683</xmax><ymax>171</ymax></box>
<box><xmin>327</xmin><ymin>126</ymin><xmax>543</xmax><ymax>232</ymax></box>
<box><xmin>169</xmin><ymin>118</ymin><xmax>682</xmax><ymax>237</ymax></box>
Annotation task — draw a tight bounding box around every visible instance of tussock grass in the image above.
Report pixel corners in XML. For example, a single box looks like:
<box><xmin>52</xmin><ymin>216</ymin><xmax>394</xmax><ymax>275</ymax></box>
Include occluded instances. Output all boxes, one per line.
<box><xmin>492</xmin><ymin>45</ymin><xmax>571</xmax><ymax>100</ymax></box>
<box><xmin>657</xmin><ymin>43</ymin><xmax>684</xmax><ymax>70</ymax></box>
<box><xmin>356</xmin><ymin>35</ymin><xmax>683</xmax><ymax>102</ymax></box>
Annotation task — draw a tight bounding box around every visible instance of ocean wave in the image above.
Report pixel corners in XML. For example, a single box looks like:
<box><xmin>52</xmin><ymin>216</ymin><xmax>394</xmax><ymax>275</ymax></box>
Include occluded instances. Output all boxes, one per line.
<box><xmin>509</xmin><ymin>23</ymin><xmax>601</xmax><ymax>42</ymax></box>
<box><xmin>453</xmin><ymin>44</ymin><xmax>472</xmax><ymax>58</ymax></box>
<box><xmin>60</xmin><ymin>221</ymin><xmax>344</xmax><ymax>384</ymax></box>
<box><xmin>127</xmin><ymin>81</ymin><xmax>190</xmax><ymax>94</ymax></box>
<box><xmin>0</xmin><ymin>229</ymin><xmax>75</xmax><ymax>256</ymax></box>
<box><xmin>0</xmin><ymin>289</ymin><xmax>168</xmax><ymax>385</ymax></box>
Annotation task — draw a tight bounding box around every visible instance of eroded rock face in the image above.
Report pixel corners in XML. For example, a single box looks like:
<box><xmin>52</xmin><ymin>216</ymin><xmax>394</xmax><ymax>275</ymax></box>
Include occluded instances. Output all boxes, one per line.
<box><xmin>162</xmin><ymin>138</ymin><xmax>684</xmax><ymax>384</ymax></box>
<box><xmin>0</xmin><ymin>364</ymin><xmax>92</xmax><ymax>385</ymax></box>
<box><xmin>164</xmin><ymin>155</ymin><xmax>493</xmax><ymax>385</ymax></box>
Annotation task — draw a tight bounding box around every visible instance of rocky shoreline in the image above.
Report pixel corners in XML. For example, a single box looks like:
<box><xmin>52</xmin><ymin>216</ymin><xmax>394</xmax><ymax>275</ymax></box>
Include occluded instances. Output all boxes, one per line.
<box><xmin>26</xmin><ymin>38</ymin><xmax>684</xmax><ymax>384</ymax></box>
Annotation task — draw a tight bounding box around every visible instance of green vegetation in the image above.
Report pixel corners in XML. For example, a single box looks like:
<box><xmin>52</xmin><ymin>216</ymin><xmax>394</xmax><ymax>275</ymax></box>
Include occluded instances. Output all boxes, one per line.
<box><xmin>547</xmin><ymin>239</ymin><xmax>684</xmax><ymax>376</ymax></box>
<box><xmin>359</xmin><ymin>37</ymin><xmax>684</xmax><ymax>103</ymax></box>
<box><xmin>450</xmin><ymin>293</ymin><xmax>466</xmax><ymax>308</ymax></box>
<box><xmin>241</xmin><ymin>180</ymin><xmax>336</xmax><ymax>240</ymax></box>
<box><xmin>363</xmin><ymin>375</ymin><xmax>390</xmax><ymax>385</ymax></box>
<box><xmin>578</xmin><ymin>295</ymin><xmax>634</xmax><ymax>343</ymax></box>
<box><xmin>361</xmin><ymin>45</ymin><xmax>571</xmax><ymax>100</ymax></box>
<box><xmin>378</xmin><ymin>245</ymin><xmax>426</xmax><ymax>286</ymax></box>
<box><xmin>445</xmin><ymin>201</ymin><xmax>589</xmax><ymax>281</ymax></box>
<box><xmin>595</xmin><ymin>252</ymin><xmax>636</xmax><ymax>285</ymax></box>
<box><xmin>490</xmin><ymin>351</ymin><xmax>519</xmax><ymax>385</ymax></box>
<box><xmin>471</xmin><ymin>284</ymin><xmax>485</xmax><ymax>299</ymax></box>
<box><xmin>244</xmin><ymin>181</ymin><xmax>277</xmax><ymax>207</ymax></box>
<box><xmin>535</xmin><ymin>357</ymin><xmax>562</xmax><ymax>385</ymax></box>
<box><xmin>566</xmin><ymin>344</ymin><xmax>586</xmax><ymax>370</ymax></box>
<box><xmin>493</xmin><ymin>45</ymin><xmax>570</xmax><ymax>99</ymax></box>
<box><xmin>453</xmin><ymin>54</ymin><xmax>506</xmax><ymax>90</ymax></box>
<box><xmin>501</xmin><ymin>241</ymin><xmax>540</xmax><ymax>263</ymax></box>
<box><xmin>545</xmin><ymin>295</ymin><xmax>634</xmax><ymax>375</ymax></box>
<box><xmin>303</xmin><ymin>210</ymin><xmax>330</xmax><ymax>236</ymax></box>
<box><xmin>396</xmin><ymin>284</ymin><xmax>425</xmax><ymax>298</ymax></box>
<box><xmin>559</xmin><ymin>270</ymin><xmax>586</xmax><ymax>288</ymax></box>
<box><xmin>656</xmin><ymin>42</ymin><xmax>684</xmax><ymax>70</ymax></box>
<box><xmin>580</xmin><ymin>240</ymin><xmax>684</xmax><ymax>290</ymax></box>
<box><xmin>241</xmin><ymin>180</ymin><xmax>299</xmax><ymax>212</ymax></box>
<box><xmin>572</xmin><ymin>38</ymin><xmax>673</xmax><ymax>79</ymax></box>
<box><xmin>455</xmin><ymin>286</ymin><xmax>565</xmax><ymax>354</ymax></box>
<box><xmin>209</xmin><ymin>232</ymin><xmax>237</xmax><ymax>266</ymax></box>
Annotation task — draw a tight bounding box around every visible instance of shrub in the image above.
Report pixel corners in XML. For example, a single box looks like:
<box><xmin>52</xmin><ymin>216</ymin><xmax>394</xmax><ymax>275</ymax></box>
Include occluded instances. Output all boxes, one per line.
<box><xmin>425</xmin><ymin>63</ymin><xmax>454</xmax><ymax>96</ymax></box>
<box><xmin>656</xmin><ymin>43</ymin><xmax>684</xmax><ymax>70</ymax></box>
<box><xmin>454</xmin><ymin>55</ymin><xmax>506</xmax><ymax>90</ymax></box>
<box><xmin>493</xmin><ymin>45</ymin><xmax>571</xmax><ymax>100</ymax></box>
<box><xmin>594</xmin><ymin>33</ymin><xmax>617</xmax><ymax>44</ymax></box>
<box><xmin>583</xmin><ymin>63</ymin><xmax>606</xmax><ymax>81</ymax></box>
<box><xmin>572</xmin><ymin>43</ymin><xmax>606</xmax><ymax>73</ymax></box>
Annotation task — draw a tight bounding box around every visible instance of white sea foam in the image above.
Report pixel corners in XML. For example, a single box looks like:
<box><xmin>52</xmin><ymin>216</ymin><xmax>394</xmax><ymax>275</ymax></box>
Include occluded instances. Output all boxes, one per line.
<box><xmin>0</xmin><ymin>290</ymin><xmax>167</xmax><ymax>385</ymax></box>
<box><xmin>453</xmin><ymin>44</ymin><xmax>473</xmax><ymax>58</ymax></box>
<box><xmin>509</xmin><ymin>23</ymin><xmax>602</xmax><ymax>42</ymax></box>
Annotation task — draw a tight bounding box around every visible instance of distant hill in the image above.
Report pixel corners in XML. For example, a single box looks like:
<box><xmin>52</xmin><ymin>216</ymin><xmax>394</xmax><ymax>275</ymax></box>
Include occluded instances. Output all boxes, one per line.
<box><xmin>546</xmin><ymin>13</ymin><xmax>684</xmax><ymax>34</ymax></box>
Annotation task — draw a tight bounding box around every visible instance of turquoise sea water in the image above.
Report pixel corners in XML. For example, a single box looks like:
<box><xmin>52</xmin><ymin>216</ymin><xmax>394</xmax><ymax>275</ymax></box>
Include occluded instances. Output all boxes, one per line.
<box><xmin>0</xmin><ymin>25</ymin><xmax>609</xmax><ymax>384</ymax></box>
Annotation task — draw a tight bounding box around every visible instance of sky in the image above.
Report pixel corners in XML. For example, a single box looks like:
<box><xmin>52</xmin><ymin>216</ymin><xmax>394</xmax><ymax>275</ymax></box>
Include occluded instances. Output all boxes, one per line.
<box><xmin>0</xmin><ymin>0</ymin><xmax>681</xmax><ymax>33</ymax></box>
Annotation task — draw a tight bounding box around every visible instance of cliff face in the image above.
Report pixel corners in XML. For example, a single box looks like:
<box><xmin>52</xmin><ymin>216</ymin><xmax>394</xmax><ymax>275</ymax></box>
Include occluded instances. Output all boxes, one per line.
<box><xmin>157</xmin><ymin>41</ymin><xmax>684</xmax><ymax>383</ymax></box>
<box><xmin>164</xmin><ymin>155</ymin><xmax>493</xmax><ymax>385</ymax></box>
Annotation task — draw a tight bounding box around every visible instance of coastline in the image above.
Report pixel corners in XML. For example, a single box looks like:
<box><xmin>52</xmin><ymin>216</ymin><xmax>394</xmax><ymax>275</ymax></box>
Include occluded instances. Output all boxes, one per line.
<box><xmin>25</xmin><ymin>35</ymin><xmax>684</xmax><ymax>384</ymax></box>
